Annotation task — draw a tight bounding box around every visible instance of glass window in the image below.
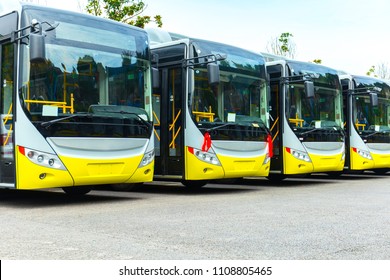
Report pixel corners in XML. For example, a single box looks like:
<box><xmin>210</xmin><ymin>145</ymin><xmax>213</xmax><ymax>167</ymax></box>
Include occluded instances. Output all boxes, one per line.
<box><xmin>285</xmin><ymin>62</ymin><xmax>343</xmax><ymax>129</ymax></box>
<box><xmin>17</xmin><ymin>7</ymin><xmax>152</xmax><ymax>138</ymax></box>
<box><xmin>191</xmin><ymin>41</ymin><xmax>268</xmax><ymax>127</ymax></box>
<box><xmin>352</xmin><ymin>77</ymin><xmax>390</xmax><ymax>133</ymax></box>
<box><xmin>287</xmin><ymin>84</ymin><xmax>341</xmax><ymax>128</ymax></box>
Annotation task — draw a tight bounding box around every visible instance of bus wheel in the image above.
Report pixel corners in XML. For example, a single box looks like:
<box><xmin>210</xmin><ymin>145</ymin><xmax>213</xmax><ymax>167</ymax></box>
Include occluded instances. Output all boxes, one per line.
<box><xmin>350</xmin><ymin>170</ymin><xmax>365</xmax><ymax>175</ymax></box>
<box><xmin>62</xmin><ymin>186</ymin><xmax>91</xmax><ymax>196</ymax></box>
<box><xmin>214</xmin><ymin>178</ymin><xmax>242</xmax><ymax>184</ymax></box>
<box><xmin>326</xmin><ymin>171</ymin><xmax>343</xmax><ymax>178</ymax></box>
<box><xmin>110</xmin><ymin>183</ymin><xmax>143</xmax><ymax>191</ymax></box>
<box><xmin>181</xmin><ymin>180</ymin><xmax>208</xmax><ymax>189</ymax></box>
<box><xmin>266</xmin><ymin>174</ymin><xmax>286</xmax><ymax>182</ymax></box>
<box><xmin>374</xmin><ymin>169</ymin><xmax>389</xmax><ymax>175</ymax></box>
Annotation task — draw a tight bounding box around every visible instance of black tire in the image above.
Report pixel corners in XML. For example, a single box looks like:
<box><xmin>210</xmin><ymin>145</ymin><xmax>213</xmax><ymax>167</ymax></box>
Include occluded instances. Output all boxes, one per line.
<box><xmin>110</xmin><ymin>183</ymin><xmax>143</xmax><ymax>191</ymax></box>
<box><xmin>62</xmin><ymin>186</ymin><xmax>91</xmax><ymax>196</ymax></box>
<box><xmin>373</xmin><ymin>168</ymin><xmax>389</xmax><ymax>175</ymax></box>
<box><xmin>350</xmin><ymin>170</ymin><xmax>365</xmax><ymax>175</ymax></box>
<box><xmin>266</xmin><ymin>174</ymin><xmax>286</xmax><ymax>182</ymax></box>
<box><xmin>181</xmin><ymin>180</ymin><xmax>208</xmax><ymax>189</ymax></box>
<box><xmin>214</xmin><ymin>178</ymin><xmax>241</xmax><ymax>184</ymax></box>
<box><xmin>326</xmin><ymin>171</ymin><xmax>343</xmax><ymax>178</ymax></box>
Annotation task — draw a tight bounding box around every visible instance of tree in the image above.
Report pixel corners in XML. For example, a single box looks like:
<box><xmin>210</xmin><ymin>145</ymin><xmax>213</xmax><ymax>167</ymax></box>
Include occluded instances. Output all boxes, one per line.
<box><xmin>376</xmin><ymin>62</ymin><xmax>390</xmax><ymax>80</ymax></box>
<box><xmin>86</xmin><ymin>0</ymin><xmax>162</xmax><ymax>28</ymax></box>
<box><xmin>366</xmin><ymin>65</ymin><xmax>377</xmax><ymax>77</ymax></box>
<box><xmin>266</xmin><ymin>32</ymin><xmax>296</xmax><ymax>59</ymax></box>
<box><xmin>367</xmin><ymin>62</ymin><xmax>390</xmax><ymax>79</ymax></box>
<box><xmin>312</xmin><ymin>59</ymin><xmax>322</xmax><ymax>64</ymax></box>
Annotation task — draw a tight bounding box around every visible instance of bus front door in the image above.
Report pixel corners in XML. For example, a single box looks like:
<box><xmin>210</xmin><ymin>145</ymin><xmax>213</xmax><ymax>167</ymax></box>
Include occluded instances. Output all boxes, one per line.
<box><xmin>153</xmin><ymin>67</ymin><xmax>184</xmax><ymax>177</ymax></box>
<box><xmin>267</xmin><ymin>64</ymin><xmax>284</xmax><ymax>173</ymax></box>
<box><xmin>0</xmin><ymin>42</ymin><xmax>15</xmax><ymax>186</ymax></box>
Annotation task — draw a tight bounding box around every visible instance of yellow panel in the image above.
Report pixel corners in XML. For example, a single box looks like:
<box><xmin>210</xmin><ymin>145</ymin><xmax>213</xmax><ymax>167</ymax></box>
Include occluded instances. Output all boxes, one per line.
<box><xmin>283</xmin><ymin>148</ymin><xmax>314</xmax><ymax>174</ymax></box>
<box><xmin>16</xmin><ymin>147</ymin><xmax>74</xmax><ymax>190</ymax></box>
<box><xmin>284</xmin><ymin>148</ymin><xmax>345</xmax><ymax>174</ymax></box>
<box><xmin>87</xmin><ymin>162</ymin><xmax>125</xmax><ymax>175</ymax></box>
<box><xmin>217</xmin><ymin>154</ymin><xmax>270</xmax><ymax>178</ymax></box>
<box><xmin>372</xmin><ymin>152</ymin><xmax>390</xmax><ymax>169</ymax></box>
<box><xmin>124</xmin><ymin>160</ymin><xmax>154</xmax><ymax>183</ymax></box>
<box><xmin>185</xmin><ymin>147</ymin><xmax>269</xmax><ymax>180</ymax></box>
<box><xmin>310</xmin><ymin>152</ymin><xmax>345</xmax><ymax>173</ymax></box>
<box><xmin>59</xmin><ymin>154</ymin><xmax>151</xmax><ymax>185</ymax></box>
<box><xmin>350</xmin><ymin>148</ymin><xmax>374</xmax><ymax>170</ymax></box>
<box><xmin>185</xmin><ymin>148</ymin><xmax>224</xmax><ymax>180</ymax></box>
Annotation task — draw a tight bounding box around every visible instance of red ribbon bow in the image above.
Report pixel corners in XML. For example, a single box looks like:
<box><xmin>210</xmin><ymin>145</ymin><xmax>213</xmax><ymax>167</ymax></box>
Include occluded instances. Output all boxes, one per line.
<box><xmin>267</xmin><ymin>134</ymin><xmax>273</xmax><ymax>158</ymax></box>
<box><xmin>202</xmin><ymin>132</ymin><xmax>211</xmax><ymax>152</ymax></box>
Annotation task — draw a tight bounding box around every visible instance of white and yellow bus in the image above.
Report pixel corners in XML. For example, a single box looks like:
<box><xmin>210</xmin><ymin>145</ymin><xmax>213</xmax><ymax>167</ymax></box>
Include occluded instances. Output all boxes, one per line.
<box><xmin>147</xmin><ymin>30</ymin><xmax>272</xmax><ymax>188</ymax></box>
<box><xmin>0</xmin><ymin>2</ymin><xmax>155</xmax><ymax>194</ymax></box>
<box><xmin>263</xmin><ymin>54</ymin><xmax>345</xmax><ymax>179</ymax></box>
<box><xmin>340</xmin><ymin>74</ymin><xmax>390</xmax><ymax>174</ymax></box>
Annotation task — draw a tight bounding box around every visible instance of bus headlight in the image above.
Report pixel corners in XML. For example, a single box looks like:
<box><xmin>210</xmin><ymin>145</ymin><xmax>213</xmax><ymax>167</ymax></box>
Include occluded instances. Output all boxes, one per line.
<box><xmin>18</xmin><ymin>146</ymin><xmax>66</xmax><ymax>170</ymax></box>
<box><xmin>286</xmin><ymin>147</ymin><xmax>311</xmax><ymax>162</ymax></box>
<box><xmin>139</xmin><ymin>149</ymin><xmax>155</xmax><ymax>167</ymax></box>
<box><xmin>188</xmin><ymin>147</ymin><xmax>221</xmax><ymax>166</ymax></box>
<box><xmin>263</xmin><ymin>153</ymin><xmax>271</xmax><ymax>165</ymax></box>
<box><xmin>352</xmin><ymin>147</ymin><xmax>372</xmax><ymax>160</ymax></box>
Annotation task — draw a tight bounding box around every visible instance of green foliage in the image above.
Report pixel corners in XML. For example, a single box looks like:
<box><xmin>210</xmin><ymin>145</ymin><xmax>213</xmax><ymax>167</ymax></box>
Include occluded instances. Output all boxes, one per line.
<box><xmin>366</xmin><ymin>63</ymin><xmax>390</xmax><ymax>79</ymax></box>
<box><xmin>366</xmin><ymin>65</ymin><xmax>377</xmax><ymax>77</ymax></box>
<box><xmin>279</xmin><ymin>32</ymin><xmax>293</xmax><ymax>54</ymax></box>
<box><xmin>86</xmin><ymin>0</ymin><xmax>162</xmax><ymax>28</ymax></box>
<box><xmin>266</xmin><ymin>32</ymin><xmax>296</xmax><ymax>59</ymax></box>
<box><xmin>313</xmin><ymin>59</ymin><xmax>322</xmax><ymax>64</ymax></box>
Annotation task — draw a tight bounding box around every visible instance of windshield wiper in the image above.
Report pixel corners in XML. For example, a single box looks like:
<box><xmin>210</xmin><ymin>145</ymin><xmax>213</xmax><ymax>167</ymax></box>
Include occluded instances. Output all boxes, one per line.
<box><xmin>117</xmin><ymin>111</ymin><xmax>152</xmax><ymax>130</ymax></box>
<box><xmin>363</xmin><ymin>130</ymin><xmax>389</xmax><ymax>138</ymax></box>
<box><xmin>204</xmin><ymin>121</ymin><xmax>270</xmax><ymax>134</ymax></box>
<box><xmin>205</xmin><ymin>122</ymin><xmax>233</xmax><ymax>132</ymax></box>
<box><xmin>40</xmin><ymin>113</ymin><xmax>90</xmax><ymax>128</ymax></box>
<box><xmin>252</xmin><ymin>121</ymin><xmax>271</xmax><ymax>135</ymax></box>
<box><xmin>40</xmin><ymin>111</ymin><xmax>152</xmax><ymax>130</ymax></box>
<box><xmin>299</xmin><ymin>126</ymin><xmax>345</xmax><ymax>136</ymax></box>
<box><xmin>298</xmin><ymin>127</ymin><xmax>325</xmax><ymax>135</ymax></box>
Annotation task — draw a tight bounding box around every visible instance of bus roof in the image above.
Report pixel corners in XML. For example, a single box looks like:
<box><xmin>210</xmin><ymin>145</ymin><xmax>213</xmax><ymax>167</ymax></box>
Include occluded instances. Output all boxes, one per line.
<box><xmin>146</xmin><ymin>27</ymin><xmax>265</xmax><ymax>60</ymax></box>
<box><xmin>1</xmin><ymin>1</ymin><xmax>146</xmax><ymax>35</ymax></box>
<box><xmin>261</xmin><ymin>52</ymin><xmax>287</xmax><ymax>62</ymax></box>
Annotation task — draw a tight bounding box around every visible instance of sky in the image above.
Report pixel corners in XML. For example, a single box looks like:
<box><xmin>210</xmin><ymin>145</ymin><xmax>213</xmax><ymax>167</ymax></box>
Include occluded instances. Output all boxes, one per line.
<box><xmin>24</xmin><ymin>0</ymin><xmax>390</xmax><ymax>76</ymax></box>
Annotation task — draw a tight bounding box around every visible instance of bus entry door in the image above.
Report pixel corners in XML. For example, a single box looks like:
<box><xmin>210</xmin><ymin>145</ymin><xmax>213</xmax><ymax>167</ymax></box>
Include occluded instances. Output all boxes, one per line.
<box><xmin>153</xmin><ymin>67</ymin><xmax>184</xmax><ymax>177</ymax></box>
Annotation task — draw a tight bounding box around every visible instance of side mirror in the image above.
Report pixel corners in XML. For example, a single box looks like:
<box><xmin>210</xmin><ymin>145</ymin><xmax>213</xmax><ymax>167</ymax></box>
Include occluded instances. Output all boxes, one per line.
<box><xmin>304</xmin><ymin>80</ymin><xmax>314</xmax><ymax>98</ymax></box>
<box><xmin>29</xmin><ymin>33</ymin><xmax>46</xmax><ymax>63</ymax></box>
<box><xmin>370</xmin><ymin>92</ymin><xmax>378</xmax><ymax>106</ymax></box>
<box><xmin>207</xmin><ymin>63</ymin><xmax>220</xmax><ymax>86</ymax></box>
<box><xmin>152</xmin><ymin>67</ymin><xmax>160</xmax><ymax>90</ymax></box>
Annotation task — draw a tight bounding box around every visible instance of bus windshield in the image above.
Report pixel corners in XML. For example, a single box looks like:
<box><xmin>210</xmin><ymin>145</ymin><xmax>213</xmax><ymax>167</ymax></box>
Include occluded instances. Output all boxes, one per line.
<box><xmin>190</xmin><ymin>40</ymin><xmax>269</xmax><ymax>140</ymax></box>
<box><xmin>20</xmin><ymin>7</ymin><xmax>152</xmax><ymax>138</ymax></box>
<box><xmin>352</xmin><ymin>76</ymin><xmax>390</xmax><ymax>143</ymax></box>
<box><xmin>286</xmin><ymin>62</ymin><xmax>343</xmax><ymax>131</ymax></box>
